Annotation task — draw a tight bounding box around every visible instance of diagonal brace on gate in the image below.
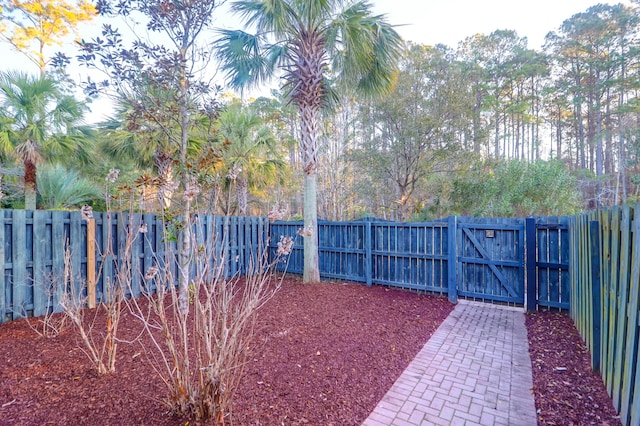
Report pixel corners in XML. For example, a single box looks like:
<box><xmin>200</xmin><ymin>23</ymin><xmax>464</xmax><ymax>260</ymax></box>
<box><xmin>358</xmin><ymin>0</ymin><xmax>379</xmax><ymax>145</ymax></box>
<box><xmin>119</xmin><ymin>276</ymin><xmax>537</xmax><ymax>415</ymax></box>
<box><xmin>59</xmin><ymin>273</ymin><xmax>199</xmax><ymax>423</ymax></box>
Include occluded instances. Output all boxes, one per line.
<box><xmin>461</xmin><ymin>227</ymin><xmax>519</xmax><ymax>298</ymax></box>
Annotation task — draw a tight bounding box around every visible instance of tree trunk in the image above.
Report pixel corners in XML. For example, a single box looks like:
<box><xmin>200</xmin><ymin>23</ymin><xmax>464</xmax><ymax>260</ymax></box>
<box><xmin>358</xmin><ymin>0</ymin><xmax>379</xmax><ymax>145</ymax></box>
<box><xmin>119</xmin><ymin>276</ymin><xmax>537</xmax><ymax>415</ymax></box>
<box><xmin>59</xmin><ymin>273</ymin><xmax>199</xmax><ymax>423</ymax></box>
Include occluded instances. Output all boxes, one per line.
<box><xmin>177</xmin><ymin>47</ymin><xmax>191</xmax><ymax>315</ymax></box>
<box><xmin>300</xmin><ymin>102</ymin><xmax>321</xmax><ymax>283</ymax></box>
<box><xmin>303</xmin><ymin>173</ymin><xmax>320</xmax><ymax>283</ymax></box>
<box><xmin>24</xmin><ymin>160</ymin><xmax>37</xmax><ymax>210</ymax></box>
<box><xmin>237</xmin><ymin>175</ymin><xmax>248</xmax><ymax>215</ymax></box>
<box><xmin>156</xmin><ymin>151</ymin><xmax>175</xmax><ymax>210</ymax></box>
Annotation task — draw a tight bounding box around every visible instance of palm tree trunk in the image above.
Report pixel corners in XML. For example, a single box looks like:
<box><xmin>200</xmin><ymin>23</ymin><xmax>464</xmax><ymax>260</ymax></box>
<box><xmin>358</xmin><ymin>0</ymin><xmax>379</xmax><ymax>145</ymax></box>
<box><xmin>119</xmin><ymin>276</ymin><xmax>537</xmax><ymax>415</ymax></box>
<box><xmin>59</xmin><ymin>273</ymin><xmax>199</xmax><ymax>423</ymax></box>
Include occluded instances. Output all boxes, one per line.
<box><xmin>155</xmin><ymin>151</ymin><xmax>175</xmax><ymax>210</ymax></box>
<box><xmin>303</xmin><ymin>173</ymin><xmax>320</xmax><ymax>283</ymax></box>
<box><xmin>237</xmin><ymin>175</ymin><xmax>248</xmax><ymax>215</ymax></box>
<box><xmin>300</xmin><ymin>104</ymin><xmax>321</xmax><ymax>283</ymax></box>
<box><xmin>24</xmin><ymin>160</ymin><xmax>37</xmax><ymax>210</ymax></box>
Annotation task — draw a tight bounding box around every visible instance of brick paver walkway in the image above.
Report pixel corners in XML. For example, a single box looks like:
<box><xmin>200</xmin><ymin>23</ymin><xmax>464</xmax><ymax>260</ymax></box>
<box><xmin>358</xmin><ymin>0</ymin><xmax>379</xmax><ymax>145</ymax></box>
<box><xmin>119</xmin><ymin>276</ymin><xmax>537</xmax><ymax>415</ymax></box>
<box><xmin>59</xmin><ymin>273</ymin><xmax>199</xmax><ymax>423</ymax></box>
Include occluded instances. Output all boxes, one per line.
<box><xmin>363</xmin><ymin>300</ymin><xmax>537</xmax><ymax>426</ymax></box>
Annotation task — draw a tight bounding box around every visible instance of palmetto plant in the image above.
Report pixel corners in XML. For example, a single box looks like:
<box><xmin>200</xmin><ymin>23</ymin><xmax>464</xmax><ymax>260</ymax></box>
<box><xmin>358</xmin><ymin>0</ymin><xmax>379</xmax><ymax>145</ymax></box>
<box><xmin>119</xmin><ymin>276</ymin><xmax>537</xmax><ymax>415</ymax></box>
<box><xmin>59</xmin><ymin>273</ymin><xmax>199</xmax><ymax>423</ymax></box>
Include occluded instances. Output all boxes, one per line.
<box><xmin>216</xmin><ymin>0</ymin><xmax>402</xmax><ymax>282</ymax></box>
<box><xmin>37</xmin><ymin>164</ymin><xmax>101</xmax><ymax>209</ymax></box>
<box><xmin>218</xmin><ymin>101</ymin><xmax>285</xmax><ymax>215</ymax></box>
<box><xmin>0</xmin><ymin>71</ymin><xmax>91</xmax><ymax>210</ymax></box>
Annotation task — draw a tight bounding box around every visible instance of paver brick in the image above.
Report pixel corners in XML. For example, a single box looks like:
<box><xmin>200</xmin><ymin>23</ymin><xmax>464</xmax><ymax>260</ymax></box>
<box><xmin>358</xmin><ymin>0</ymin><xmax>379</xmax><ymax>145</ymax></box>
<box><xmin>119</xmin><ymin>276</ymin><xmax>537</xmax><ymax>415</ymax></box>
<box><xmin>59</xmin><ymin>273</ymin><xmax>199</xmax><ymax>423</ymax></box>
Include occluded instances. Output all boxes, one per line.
<box><xmin>480</xmin><ymin>411</ymin><xmax>495</xmax><ymax>425</ymax></box>
<box><xmin>362</xmin><ymin>302</ymin><xmax>537</xmax><ymax>426</ymax></box>
<box><xmin>399</xmin><ymin>401</ymin><xmax>416</xmax><ymax>414</ymax></box>
<box><xmin>394</xmin><ymin>411</ymin><xmax>410</xmax><ymax>421</ymax></box>
<box><xmin>429</xmin><ymin>396</ymin><xmax>445</xmax><ymax>410</ymax></box>
<box><xmin>450</xmin><ymin>416</ymin><xmax>468</xmax><ymax>426</ymax></box>
<box><xmin>408</xmin><ymin>409</ymin><xmax>425</xmax><ymax>424</ymax></box>
<box><xmin>439</xmin><ymin>405</ymin><xmax>455</xmax><ymax>421</ymax></box>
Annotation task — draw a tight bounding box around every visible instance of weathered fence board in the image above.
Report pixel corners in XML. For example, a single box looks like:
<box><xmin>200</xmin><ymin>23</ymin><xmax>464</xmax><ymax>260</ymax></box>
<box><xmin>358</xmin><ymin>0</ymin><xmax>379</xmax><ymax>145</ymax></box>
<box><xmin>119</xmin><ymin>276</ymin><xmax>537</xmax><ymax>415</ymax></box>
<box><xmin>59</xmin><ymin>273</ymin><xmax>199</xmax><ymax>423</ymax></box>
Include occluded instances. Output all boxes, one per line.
<box><xmin>570</xmin><ymin>204</ymin><xmax>640</xmax><ymax>426</ymax></box>
<box><xmin>605</xmin><ymin>207</ymin><xmax>621</xmax><ymax>396</ymax></box>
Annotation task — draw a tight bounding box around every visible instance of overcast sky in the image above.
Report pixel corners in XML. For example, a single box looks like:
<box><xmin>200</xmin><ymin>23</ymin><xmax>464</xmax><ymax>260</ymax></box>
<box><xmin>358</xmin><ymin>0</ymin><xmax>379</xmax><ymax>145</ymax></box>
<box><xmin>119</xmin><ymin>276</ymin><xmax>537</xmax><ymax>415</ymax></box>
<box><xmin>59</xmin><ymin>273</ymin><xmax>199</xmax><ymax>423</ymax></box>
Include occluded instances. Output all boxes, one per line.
<box><xmin>370</xmin><ymin>0</ymin><xmax>634</xmax><ymax>49</ymax></box>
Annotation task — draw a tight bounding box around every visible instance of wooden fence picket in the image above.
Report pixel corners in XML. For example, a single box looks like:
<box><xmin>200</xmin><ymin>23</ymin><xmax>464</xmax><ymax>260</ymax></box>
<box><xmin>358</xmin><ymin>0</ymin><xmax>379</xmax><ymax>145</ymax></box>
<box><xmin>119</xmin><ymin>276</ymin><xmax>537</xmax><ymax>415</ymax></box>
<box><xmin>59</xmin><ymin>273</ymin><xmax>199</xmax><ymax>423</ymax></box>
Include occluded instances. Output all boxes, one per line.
<box><xmin>605</xmin><ymin>206</ymin><xmax>621</xmax><ymax>396</ymax></box>
<box><xmin>613</xmin><ymin>205</ymin><xmax>632</xmax><ymax>412</ymax></box>
<box><xmin>620</xmin><ymin>206</ymin><xmax>640</xmax><ymax>423</ymax></box>
<box><xmin>33</xmin><ymin>210</ymin><xmax>48</xmax><ymax>316</ymax></box>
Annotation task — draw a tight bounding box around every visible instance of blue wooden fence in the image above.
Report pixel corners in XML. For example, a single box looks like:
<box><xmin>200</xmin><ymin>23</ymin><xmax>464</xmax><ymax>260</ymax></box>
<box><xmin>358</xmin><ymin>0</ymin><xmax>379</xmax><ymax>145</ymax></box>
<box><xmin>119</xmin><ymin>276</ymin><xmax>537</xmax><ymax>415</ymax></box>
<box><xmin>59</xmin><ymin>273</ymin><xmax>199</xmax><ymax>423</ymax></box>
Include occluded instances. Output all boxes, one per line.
<box><xmin>528</xmin><ymin>216</ymin><xmax>571</xmax><ymax>310</ymax></box>
<box><xmin>1</xmin><ymin>211</ymin><xmax>572</xmax><ymax>323</ymax></box>
<box><xmin>456</xmin><ymin>217</ymin><xmax>525</xmax><ymax>304</ymax></box>
<box><xmin>269</xmin><ymin>216</ymin><xmax>569</xmax><ymax>308</ymax></box>
<box><xmin>269</xmin><ymin>218</ymin><xmax>452</xmax><ymax>294</ymax></box>
<box><xmin>0</xmin><ymin>209</ymin><xmax>268</xmax><ymax>323</ymax></box>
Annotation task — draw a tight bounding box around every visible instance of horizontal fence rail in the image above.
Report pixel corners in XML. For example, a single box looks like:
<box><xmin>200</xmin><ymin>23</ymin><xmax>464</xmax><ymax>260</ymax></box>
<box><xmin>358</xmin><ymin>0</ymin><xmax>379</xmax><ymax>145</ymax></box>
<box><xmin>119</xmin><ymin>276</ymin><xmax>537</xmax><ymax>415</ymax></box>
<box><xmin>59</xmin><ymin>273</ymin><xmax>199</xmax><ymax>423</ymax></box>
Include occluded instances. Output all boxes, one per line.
<box><xmin>0</xmin><ymin>209</ymin><xmax>268</xmax><ymax>323</ymax></box>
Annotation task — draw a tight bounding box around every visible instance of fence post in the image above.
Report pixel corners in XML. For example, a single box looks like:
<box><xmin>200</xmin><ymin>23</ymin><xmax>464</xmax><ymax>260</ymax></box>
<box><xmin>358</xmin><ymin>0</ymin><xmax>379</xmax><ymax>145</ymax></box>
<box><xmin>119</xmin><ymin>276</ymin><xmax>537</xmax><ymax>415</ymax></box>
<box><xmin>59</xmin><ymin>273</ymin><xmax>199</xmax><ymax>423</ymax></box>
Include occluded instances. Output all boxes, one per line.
<box><xmin>86</xmin><ymin>217</ymin><xmax>96</xmax><ymax>309</ymax></box>
<box><xmin>12</xmin><ymin>209</ymin><xmax>26</xmax><ymax>319</ymax></box>
<box><xmin>590</xmin><ymin>220</ymin><xmax>601</xmax><ymax>373</ymax></box>
<box><xmin>526</xmin><ymin>217</ymin><xmax>537</xmax><ymax>312</ymax></box>
<box><xmin>447</xmin><ymin>216</ymin><xmax>457</xmax><ymax>303</ymax></box>
<box><xmin>365</xmin><ymin>221</ymin><xmax>372</xmax><ymax>286</ymax></box>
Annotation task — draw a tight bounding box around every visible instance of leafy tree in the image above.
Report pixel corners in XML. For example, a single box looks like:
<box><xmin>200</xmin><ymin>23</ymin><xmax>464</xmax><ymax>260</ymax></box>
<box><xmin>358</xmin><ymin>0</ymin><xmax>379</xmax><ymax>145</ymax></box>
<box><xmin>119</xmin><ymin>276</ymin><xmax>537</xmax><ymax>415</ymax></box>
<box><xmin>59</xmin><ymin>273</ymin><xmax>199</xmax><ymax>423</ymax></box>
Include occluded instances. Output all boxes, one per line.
<box><xmin>216</xmin><ymin>0</ymin><xmax>402</xmax><ymax>282</ymax></box>
<box><xmin>251</xmin><ymin>93</ymin><xmax>302</xmax><ymax>215</ymax></box>
<box><xmin>0</xmin><ymin>0</ymin><xmax>96</xmax><ymax>76</ymax></box>
<box><xmin>352</xmin><ymin>43</ymin><xmax>463</xmax><ymax>220</ymax></box>
<box><xmin>0</xmin><ymin>71</ymin><xmax>91</xmax><ymax>210</ymax></box>
<box><xmin>97</xmin><ymin>88</ymin><xmax>207</xmax><ymax>211</ymax></box>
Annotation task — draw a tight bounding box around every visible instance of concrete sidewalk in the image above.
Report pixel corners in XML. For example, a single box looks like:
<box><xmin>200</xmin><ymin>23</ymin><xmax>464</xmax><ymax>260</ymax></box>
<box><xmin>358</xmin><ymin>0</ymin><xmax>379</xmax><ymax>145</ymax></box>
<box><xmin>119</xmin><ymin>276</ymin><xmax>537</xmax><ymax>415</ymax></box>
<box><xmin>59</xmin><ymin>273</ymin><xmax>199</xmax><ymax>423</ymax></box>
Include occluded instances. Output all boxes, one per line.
<box><xmin>362</xmin><ymin>300</ymin><xmax>537</xmax><ymax>426</ymax></box>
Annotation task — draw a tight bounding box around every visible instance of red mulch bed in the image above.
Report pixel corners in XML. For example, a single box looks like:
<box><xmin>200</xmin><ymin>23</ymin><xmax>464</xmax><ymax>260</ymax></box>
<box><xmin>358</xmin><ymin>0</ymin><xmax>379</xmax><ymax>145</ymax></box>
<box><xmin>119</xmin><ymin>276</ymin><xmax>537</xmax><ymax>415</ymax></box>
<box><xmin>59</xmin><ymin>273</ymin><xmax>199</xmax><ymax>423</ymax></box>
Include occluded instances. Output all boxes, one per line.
<box><xmin>0</xmin><ymin>277</ymin><xmax>452</xmax><ymax>425</ymax></box>
<box><xmin>526</xmin><ymin>311</ymin><xmax>621</xmax><ymax>426</ymax></box>
<box><xmin>0</xmin><ymin>277</ymin><xmax>622</xmax><ymax>425</ymax></box>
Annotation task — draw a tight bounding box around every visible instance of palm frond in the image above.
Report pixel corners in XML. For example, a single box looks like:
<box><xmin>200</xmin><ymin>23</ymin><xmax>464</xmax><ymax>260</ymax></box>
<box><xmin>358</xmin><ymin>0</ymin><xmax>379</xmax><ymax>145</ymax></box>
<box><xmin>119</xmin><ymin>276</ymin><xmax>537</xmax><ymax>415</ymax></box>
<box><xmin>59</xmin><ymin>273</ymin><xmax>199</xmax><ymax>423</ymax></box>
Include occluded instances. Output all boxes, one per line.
<box><xmin>328</xmin><ymin>1</ymin><xmax>402</xmax><ymax>98</ymax></box>
<box><xmin>37</xmin><ymin>164</ymin><xmax>101</xmax><ymax>209</ymax></box>
<box><xmin>231</xmin><ymin>0</ymin><xmax>296</xmax><ymax>35</ymax></box>
<box><xmin>215</xmin><ymin>29</ymin><xmax>276</xmax><ymax>91</ymax></box>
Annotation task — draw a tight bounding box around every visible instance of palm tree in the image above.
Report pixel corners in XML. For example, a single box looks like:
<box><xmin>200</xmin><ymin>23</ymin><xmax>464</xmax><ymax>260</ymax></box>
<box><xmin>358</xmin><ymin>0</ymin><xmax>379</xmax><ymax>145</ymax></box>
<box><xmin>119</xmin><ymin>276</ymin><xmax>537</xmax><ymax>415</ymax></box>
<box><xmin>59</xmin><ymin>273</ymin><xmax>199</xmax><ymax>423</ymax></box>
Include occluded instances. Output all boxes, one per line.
<box><xmin>98</xmin><ymin>98</ymin><xmax>178</xmax><ymax>211</ymax></box>
<box><xmin>98</xmin><ymin>88</ymin><xmax>217</xmax><ymax>211</ymax></box>
<box><xmin>216</xmin><ymin>0</ymin><xmax>402</xmax><ymax>282</ymax></box>
<box><xmin>0</xmin><ymin>71</ymin><xmax>90</xmax><ymax>210</ymax></box>
<box><xmin>218</xmin><ymin>101</ymin><xmax>285</xmax><ymax>215</ymax></box>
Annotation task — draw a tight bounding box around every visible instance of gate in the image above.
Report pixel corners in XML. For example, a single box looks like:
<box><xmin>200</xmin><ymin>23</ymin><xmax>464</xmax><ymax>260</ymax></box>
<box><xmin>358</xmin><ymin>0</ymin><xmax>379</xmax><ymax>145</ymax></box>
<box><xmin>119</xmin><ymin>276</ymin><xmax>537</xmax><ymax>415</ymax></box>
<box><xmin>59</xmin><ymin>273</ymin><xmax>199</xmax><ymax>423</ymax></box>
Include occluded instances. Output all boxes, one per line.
<box><xmin>456</xmin><ymin>218</ymin><xmax>525</xmax><ymax>304</ymax></box>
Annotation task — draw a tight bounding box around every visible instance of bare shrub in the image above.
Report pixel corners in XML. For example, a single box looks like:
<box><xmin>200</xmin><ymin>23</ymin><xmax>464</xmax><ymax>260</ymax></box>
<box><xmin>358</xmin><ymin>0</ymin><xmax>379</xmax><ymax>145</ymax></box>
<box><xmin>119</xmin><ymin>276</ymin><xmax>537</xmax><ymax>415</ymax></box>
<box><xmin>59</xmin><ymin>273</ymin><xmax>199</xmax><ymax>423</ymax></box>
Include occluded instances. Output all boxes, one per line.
<box><xmin>24</xmin><ymin>311</ymin><xmax>68</xmax><ymax>338</ymax></box>
<box><xmin>20</xmin><ymin>268</ymin><xmax>68</xmax><ymax>338</ymax></box>
<box><xmin>59</xmin><ymin>172</ymin><xmax>136</xmax><ymax>375</ymax></box>
<box><xmin>23</xmin><ymin>287</ymin><xmax>68</xmax><ymax>338</ymax></box>
<box><xmin>128</xmin><ymin>215</ymin><xmax>292</xmax><ymax>423</ymax></box>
